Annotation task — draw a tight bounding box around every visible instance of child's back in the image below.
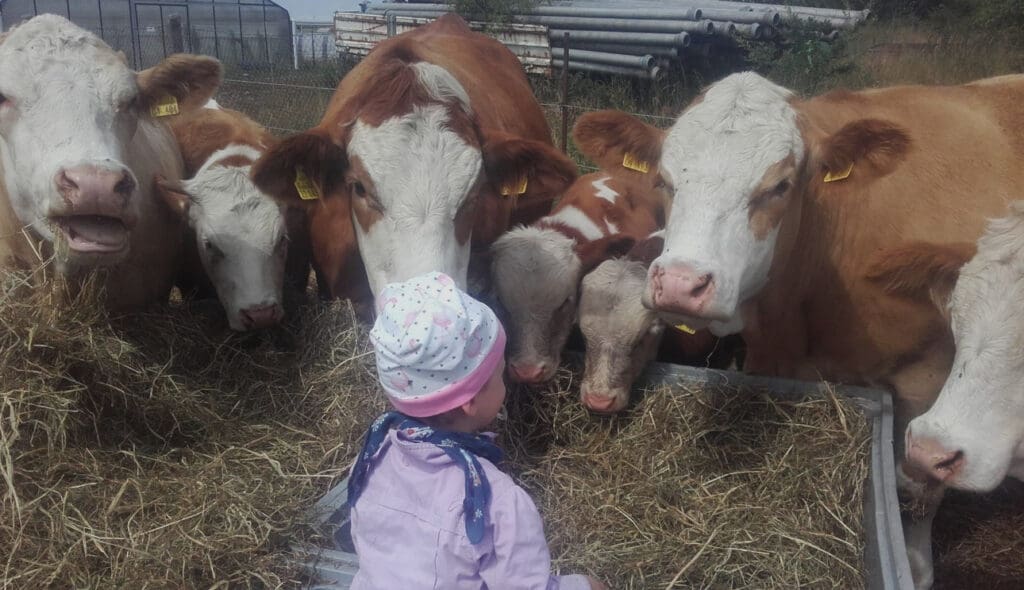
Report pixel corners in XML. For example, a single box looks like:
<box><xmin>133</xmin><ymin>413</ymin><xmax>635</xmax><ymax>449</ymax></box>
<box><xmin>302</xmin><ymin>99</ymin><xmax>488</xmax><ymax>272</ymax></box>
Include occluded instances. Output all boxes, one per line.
<box><xmin>348</xmin><ymin>272</ymin><xmax>605</xmax><ymax>590</ymax></box>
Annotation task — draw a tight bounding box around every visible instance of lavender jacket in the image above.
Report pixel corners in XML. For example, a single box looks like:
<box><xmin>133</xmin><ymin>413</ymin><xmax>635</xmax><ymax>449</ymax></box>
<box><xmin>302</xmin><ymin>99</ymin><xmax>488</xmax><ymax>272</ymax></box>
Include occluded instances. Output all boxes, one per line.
<box><xmin>350</xmin><ymin>430</ymin><xmax>592</xmax><ymax>590</ymax></box>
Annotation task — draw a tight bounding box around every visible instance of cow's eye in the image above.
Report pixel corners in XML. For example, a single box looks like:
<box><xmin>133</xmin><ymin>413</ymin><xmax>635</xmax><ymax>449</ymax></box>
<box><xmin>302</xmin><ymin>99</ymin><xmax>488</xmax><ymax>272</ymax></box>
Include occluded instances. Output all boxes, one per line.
<box><xmin>203</xmin><ymin>238</ymin><xmax>223</xmax><ymax>259</ymax></box>
<box><xmin>774</xmin><ymin>179</ymin><xmax>791</xmax><ymax>195</ymax></box>
<box><xmin>275</xmin><ymin>235</ymin><xmax>288</xmax><ymax>251</ymax></box>
<box><xmin>350</xmin><ymin>181</ymin><xmax>366</xmax><ymax>197</ymax></box>
<box><xmin>0</xmin><ymin>93</ymin><xmax>8</xmax><ymax>106</ymax></box>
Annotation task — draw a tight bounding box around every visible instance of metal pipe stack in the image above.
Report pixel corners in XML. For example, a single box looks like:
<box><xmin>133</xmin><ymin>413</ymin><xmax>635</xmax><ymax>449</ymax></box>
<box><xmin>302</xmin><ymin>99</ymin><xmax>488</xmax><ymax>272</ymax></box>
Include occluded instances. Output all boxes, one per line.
<box><xmin>347</xmin><ymin>1</ymin><xmax>870</xmax><ymax>79</ymax></box>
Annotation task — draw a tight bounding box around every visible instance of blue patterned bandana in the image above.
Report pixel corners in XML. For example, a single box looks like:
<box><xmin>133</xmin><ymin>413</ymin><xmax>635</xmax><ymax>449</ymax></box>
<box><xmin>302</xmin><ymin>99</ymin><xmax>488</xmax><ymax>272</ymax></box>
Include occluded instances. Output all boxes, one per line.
<box><xmin>346</xmin><ymin>411</ymin><xmax>504</xmax><ymax>544</ymax></box>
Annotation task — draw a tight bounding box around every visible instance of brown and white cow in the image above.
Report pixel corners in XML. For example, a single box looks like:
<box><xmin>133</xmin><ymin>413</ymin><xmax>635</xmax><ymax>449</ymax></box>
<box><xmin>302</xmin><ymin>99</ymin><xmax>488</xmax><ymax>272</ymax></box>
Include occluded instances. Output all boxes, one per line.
<box><xmin>251</xmin><ymin>14</ymin><xmax>576</xmax><ymax>300</ymax></box>
<box><xmin>576</xmin><ymin>72</ymin><xmax>1024</xmax><ymax>588</ymax></box>
<box><xmin>155</xmin><ymin>100</ymin><xmax>310</xmax><ymax>330</ymax></box>
<box><xmin>491</xmin><ymin>168</ymin><xmax>668</xmax><ymax>384</ymax></box>
<box><xmin>0</xmin><ymin>15</ymin><xmax>221</xmax><ymax>308</ymax></box>
<box><xmin>866</xmin><ymin>202</ymin><xmax>1024</xmax><ymax>589</ymax></box>
<box><xmin>578</xmin><ymin>232</ymin><xmax>726</xmax><ymax>413</ymax></box>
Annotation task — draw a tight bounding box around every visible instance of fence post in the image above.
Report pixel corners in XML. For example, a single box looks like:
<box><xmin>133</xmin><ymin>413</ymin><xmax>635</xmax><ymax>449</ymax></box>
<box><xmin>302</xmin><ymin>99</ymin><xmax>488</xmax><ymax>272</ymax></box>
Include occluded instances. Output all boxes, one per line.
<box><xmin>560</xmin><ymin>32</ymin><xmax>570</xmax><ymax>154</ymax></box>
<box><xmin>169</xmin><ymin>15</ymin><xmax>185</xmax><ymax>54</ymax></box>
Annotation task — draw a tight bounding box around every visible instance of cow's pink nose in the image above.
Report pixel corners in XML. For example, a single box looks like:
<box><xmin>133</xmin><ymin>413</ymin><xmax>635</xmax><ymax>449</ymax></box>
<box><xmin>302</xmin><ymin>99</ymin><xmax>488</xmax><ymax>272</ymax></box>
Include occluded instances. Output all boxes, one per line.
<box><xmin>508</xmin><ymin>362</ymin><xmax>547</xmax><ymax>384</ymax></box>
<box><xmin>650</xmin><ymin>263</ymin><xmax>715</xmax><ymax>316</ymax></box>
<box><xmin>906</xmin><ymin>434</ymin><xmax>964</xmax><ymax>483</ymax></box>
<box><xmin>240</xmin><ymin>303</ymin><xmax>283</xmax><ymax>330</ymax></box>
<box><xmin>56</xmin><ymin>165</ymin><xmax>135</xmax><ymax>210</ymax></box>
<box><xmin>581</xmin><ymin>392</ymin><xmax>625</xmax><ymax>414</ymax></box>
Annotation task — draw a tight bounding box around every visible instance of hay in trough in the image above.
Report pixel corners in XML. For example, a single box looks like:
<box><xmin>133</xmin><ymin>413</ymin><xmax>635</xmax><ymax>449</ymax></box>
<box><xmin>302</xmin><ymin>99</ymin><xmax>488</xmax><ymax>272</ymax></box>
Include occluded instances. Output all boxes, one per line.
<box><xmin>0</xmin><ymin>268</ymin><xmax>385</xmax><ymax>588</ymax></box>
<box><xmin>503</xmin><ymin>368</ymin><xmax>872</xmax><ymax>589</ymax></box>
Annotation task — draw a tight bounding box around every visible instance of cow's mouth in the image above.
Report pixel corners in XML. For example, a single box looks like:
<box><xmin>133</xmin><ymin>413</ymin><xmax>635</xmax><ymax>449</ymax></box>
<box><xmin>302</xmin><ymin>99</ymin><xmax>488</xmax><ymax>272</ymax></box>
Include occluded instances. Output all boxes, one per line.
<box><xmin>53</xmin><ymin>215</ymin><xmax>129</xmax><ymax>253</ymax></box>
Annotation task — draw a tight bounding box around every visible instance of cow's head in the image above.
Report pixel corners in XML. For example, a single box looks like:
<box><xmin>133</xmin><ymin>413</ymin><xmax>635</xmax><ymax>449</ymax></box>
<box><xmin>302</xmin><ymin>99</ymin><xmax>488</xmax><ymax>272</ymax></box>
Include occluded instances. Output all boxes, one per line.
<box><xmin>491</xmin><ymin>224</ymin><xmax>635</xmax><ymax>384</ymax></box>
<box><xmin>252</xmin><ymin>56</ymin><xmax>576</xmax><ymax>297</ymax></box>
<box><xmin>576</xmin><ymin>73</ymin><xmax>910</xmax><ymax>335</ymax></box>
<box><xmin>869</xmin><ymin>204</ymin><xmax>1024</xmax><ymax>491</ymax></box>
<box><xmin>156</xmin><ymin>144</ymin><xmax>288</xmax><ymax>331</ymax></box>
<box><xmin>0</xmin><ymin>15</ymin><xmax>220</xmax><ymax>272</ymax></box>
<box><xmin>578</xmin><ymin>255</ymin><xmax>664</xmax><ymax>413</ymax></box>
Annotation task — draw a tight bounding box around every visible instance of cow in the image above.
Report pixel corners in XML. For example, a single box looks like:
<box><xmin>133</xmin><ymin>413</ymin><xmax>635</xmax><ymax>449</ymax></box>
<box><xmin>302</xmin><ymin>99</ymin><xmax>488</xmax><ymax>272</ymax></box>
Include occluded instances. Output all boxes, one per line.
<box><xmin>491</xmin><ymin>167</ymin><xmax>668</xmax><ymax>384</ymax></box>
<box><xmin>578</xmin><ymin>232</ymin><xmax>728</xmax><ymax>413</ymax></box>
<box><xmin>154</xmin><ymin>100</ymin><xmax>310</xmax><ymax>330</ymax></box>
<box><xmin>574</xmin><ymin>72</ymin><xmax>1024</xmax><ymax>588</ymax></box>
<box><xmin>250</xmin><ymin>14</ymin><xmax>577</xmax><ymax>301</ymax></box>
<box><xmin>866</xmin><ymin>202</ymin><xmax>1024</xmax><ymax>589</ymax></box>
<box><xmin>0</xmin><ymin>15</ymin><xmax>221</xmax><ymax>308</ymax></box>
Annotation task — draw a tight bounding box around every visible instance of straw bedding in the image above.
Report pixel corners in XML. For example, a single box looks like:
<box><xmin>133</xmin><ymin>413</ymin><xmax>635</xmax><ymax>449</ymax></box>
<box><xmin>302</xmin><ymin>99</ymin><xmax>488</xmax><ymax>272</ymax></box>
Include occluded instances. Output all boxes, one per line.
<box><xmin>0</xmin><ymin>270</ymin><xmax>385</xmax><ymax>588</ymax></box>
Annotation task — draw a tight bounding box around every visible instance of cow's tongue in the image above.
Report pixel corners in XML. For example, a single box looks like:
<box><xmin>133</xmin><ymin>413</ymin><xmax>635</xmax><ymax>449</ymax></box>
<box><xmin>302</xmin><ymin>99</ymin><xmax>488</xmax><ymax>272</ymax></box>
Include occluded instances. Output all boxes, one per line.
<box><xmin>59</xmin><ymin>216</ymin><xmax>128</xmax><ymax>252</ymax></box>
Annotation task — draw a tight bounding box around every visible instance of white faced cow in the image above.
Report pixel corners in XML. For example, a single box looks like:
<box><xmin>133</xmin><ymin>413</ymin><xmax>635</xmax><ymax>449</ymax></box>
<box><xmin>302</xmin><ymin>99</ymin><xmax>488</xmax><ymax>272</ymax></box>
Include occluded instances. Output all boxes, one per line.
<box><xmin>872</xmin><ymin>202</ymin><xmax>1024</xmax><ymax>491</ymax></box>
<box><xmin>0</xmin><ymin>15</ymin><xmax>221</xmax><ymax>307</ymax></box>
<box><xmin>251</xmin><ymin>15</ymin><xmax>576</xmax><ymax>301</ymax></box>
<box><xmin>156</xmin><ymin>101</ymin><xmax>302</xmax><ymax>330</ymax></box>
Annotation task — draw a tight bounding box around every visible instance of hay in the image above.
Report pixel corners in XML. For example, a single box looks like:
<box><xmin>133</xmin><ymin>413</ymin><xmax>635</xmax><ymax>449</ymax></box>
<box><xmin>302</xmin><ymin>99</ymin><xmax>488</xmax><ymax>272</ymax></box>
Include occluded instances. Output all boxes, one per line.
<box><xmin>503</xmin><ymin>368</ymin><xmax>872</xmax><ymax>589</ymax></box>
<box><xmin>0</xmin><ymin>268</ymin><xmax>385</xmax><ymax>588</ymax></box>
<box><xmin>933</xmin><ymin>479</ymin><xmax>1024</xmax><ymax>590</ymax></box>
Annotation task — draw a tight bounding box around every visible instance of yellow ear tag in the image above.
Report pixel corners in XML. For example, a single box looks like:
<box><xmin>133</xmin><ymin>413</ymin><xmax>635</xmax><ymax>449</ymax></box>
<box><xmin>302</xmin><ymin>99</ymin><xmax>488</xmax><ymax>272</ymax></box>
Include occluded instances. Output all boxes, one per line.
<box><xmin>294</xmin><ymin>169</ymin><xmax>321</xmax><ymax>201</ymax></box>
<box><xmin>622</xmin><ymin>152</ymin><xmax>650</xmax><ymax>174</ymax></box>
<box><xmin>674</xmin><ymin>324</ymin><xmax>696</xmax><ymax>335</ymax></box>
<box><xmin>500</xmin><ymin>176</ymin><xmax>528</xmax><ymax>197</ymax></box>
<box><xmin>823</xmin><ymin>162</ymin><xmax>854</xmax><ymax>183</ymax></box>
<box><xmin>150</xmin><ymin>95</ymin><xmax>180</xmax><ymax>118</ymax></box>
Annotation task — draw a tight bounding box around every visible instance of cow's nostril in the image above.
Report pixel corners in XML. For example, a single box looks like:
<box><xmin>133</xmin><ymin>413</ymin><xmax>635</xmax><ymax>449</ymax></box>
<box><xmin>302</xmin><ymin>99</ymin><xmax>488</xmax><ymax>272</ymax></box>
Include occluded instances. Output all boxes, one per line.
<box><xmin>56</xmin><ymin>170</ymin><xmax>78</xmax><ymax>193</ymax></box>
<box><xmin>114</xmin><ymin>173</ymin><xmax>135</xmax><ymax>196</ymax></box>
<box><xmin>936</xmin><ymin>450</ymin><xmax>964</xmax><ymax>471</ymax></box>
<box><xmin>691</xmin><ymin>273</ymin><xmax>712</xmax><ymax>296</ymax></box>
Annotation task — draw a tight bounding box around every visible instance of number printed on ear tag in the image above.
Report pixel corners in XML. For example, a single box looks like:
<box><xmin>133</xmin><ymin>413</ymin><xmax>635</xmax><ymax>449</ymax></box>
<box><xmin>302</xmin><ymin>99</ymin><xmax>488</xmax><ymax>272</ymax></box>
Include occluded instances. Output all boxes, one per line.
<box><xmin>151</xmin><ymin>95</ymin><xmax>180</xmax><ymax>117</ymax></box>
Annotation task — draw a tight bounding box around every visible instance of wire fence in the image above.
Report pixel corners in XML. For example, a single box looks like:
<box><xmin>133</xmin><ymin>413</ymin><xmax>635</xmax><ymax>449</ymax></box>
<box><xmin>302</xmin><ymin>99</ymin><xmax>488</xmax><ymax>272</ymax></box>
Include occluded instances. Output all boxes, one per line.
<box><xmin>140</xmin><ymin>36</ymin><xmax>682</xmax><ymax>173</ymax></box>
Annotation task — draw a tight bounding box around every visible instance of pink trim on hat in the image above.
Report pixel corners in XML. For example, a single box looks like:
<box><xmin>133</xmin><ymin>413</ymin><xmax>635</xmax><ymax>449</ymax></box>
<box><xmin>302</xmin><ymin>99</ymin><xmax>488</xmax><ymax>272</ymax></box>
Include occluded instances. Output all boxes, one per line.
<box><xmin>388</xmin><ymin>326</ymin><xmax>507</xmax><ymax>418</ymax></box>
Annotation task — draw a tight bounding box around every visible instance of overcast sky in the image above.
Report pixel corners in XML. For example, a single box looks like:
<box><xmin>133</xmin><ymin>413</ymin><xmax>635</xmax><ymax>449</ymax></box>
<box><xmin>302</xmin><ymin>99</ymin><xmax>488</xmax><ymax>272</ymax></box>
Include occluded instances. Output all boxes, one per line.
<box><xmin>273</xmin><ymin>0</ymin><xmax>367</xmax><ymax>22</ymax></box>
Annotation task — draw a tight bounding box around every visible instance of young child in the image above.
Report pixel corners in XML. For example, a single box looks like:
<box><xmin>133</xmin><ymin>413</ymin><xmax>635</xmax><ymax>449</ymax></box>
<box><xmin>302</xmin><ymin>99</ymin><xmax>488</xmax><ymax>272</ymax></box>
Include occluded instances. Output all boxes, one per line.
<box><xmin>346</xmin><ymin>271</ymin><xmax>608</xmax><ymax>590</ymax></box>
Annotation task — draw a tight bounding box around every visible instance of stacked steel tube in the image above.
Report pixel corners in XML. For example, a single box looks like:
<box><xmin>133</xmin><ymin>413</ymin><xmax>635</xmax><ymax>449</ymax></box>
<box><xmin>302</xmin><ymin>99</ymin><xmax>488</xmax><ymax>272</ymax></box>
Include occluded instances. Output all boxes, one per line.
<box><xmin>352</xmin><ymin>1</ymin><xmax>869</xmax><ymax>78</ymax></box>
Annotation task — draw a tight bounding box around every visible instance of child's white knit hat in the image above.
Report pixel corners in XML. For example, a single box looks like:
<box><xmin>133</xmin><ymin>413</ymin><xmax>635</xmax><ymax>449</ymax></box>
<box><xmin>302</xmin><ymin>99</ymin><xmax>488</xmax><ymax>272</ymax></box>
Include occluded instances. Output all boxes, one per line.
<box><xmin>369</xmin><ymin>272</ymin><xmax>506</xmax><ymax>417</ymax></box>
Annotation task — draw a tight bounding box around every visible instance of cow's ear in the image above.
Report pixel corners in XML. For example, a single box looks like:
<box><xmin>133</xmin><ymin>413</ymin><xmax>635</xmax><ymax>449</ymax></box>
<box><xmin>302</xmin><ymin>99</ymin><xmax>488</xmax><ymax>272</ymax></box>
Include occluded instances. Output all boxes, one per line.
<box><xmin>577</xmin><ymin>235</ymin><xmax>637</xmax><ymax>273</ymax></box>
<box><xmin>251</xmin><ymin>130</ymin><xmax>348</xmax><ymax>207</ymax></box>
<box><xmin>137</xmin><ymin>54</ymin><xmax>222</xmax><ymax>113</ymax></box>
<box><xmin>572</xmin><ymin>110</ymin><xmax>664</xmax><ymax>177</ymax></box>
<box><xmin>481</xmin><ymin>131</ymin><xmax>578</xmax><ymax>203</ymax></box>
<box><xmin>153</xmin><ymin>174</ymin><xmax>193</xmax><ymax>220</ymax></box>
<box><xmin>814</xmin><ymin>118</ymin><xmax>911</xmax><ymax>184</ymax></box>
<box><xmin>865</xmin><ymin>241</ymin><xmax>975</xmax><ymax>319</ymax></box>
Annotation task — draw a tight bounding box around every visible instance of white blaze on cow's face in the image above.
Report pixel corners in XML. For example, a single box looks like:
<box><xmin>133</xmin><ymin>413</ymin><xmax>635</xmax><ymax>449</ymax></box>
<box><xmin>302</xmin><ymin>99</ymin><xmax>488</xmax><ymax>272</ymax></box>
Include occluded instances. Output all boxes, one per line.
<box><xmin>0</xmin><ymin>15</ymin><xmax>144</xmax><ymax>268</ymax></box>
<box><xmin>181</xmin><ymin>146</ymin><xmax>288</xmax><ymax>331</ymax></box>
<box><xmin>646</xmin><ymin>73</ymin><xmax>804</xmax><ymax>335</ymax></box>
<box><xmin>579</xmin><ymin>257</ymin><xmax>664</xmax><ymax>414</ymax></box>
<box><xmin>348</xmin><ymin>63</ymin><xmax>481</xmax><ymax>297</ymax></box>
<box><xmin>906</xmin><ymin>205</ymin><xmax>1024</xmax><ymax>492</ymax></box>
<box><xmin>491</xmin><ymin>227</ymin><xmax>581</xmax><ymax>384</ymax></box>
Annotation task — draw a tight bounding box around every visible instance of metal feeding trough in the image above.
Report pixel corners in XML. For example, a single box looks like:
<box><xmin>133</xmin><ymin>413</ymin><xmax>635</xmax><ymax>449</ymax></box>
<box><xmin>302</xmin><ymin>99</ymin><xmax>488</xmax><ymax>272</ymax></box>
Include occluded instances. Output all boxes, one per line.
<box><xmin>295</xmin><ymin>362</ymin><xmax>914</xmax><ymax>590</ymax></box>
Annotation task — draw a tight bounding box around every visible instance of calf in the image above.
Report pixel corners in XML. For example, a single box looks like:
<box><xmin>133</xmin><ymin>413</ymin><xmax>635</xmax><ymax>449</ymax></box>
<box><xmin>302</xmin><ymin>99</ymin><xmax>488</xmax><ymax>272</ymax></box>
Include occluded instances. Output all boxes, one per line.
<box><xmin>0</xmin><ymin>15</ymin><xmax>221</xmax><ymax>308</ymax></box>
<box><xmin>578</xmin><ymin>232</ymin><xmax>723</xmax><ymax>413</ymax></box>
<box><xmin>491</xmin><ymin>170</ymin><xmax>667</xmax><ymax>384</ymax></box>
<box><xmin>155</xmin><ymin>102</ymin><xmax>309</xmax><ymax>330</ymax></box>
